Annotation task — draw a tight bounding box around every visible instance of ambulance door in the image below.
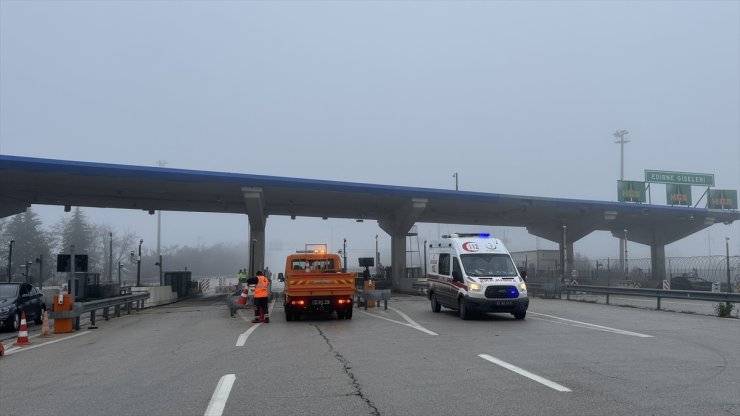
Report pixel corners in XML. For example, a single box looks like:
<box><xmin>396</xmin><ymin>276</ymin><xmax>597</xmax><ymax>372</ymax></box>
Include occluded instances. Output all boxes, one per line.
<box><xmin>437</xmin><ymin>253</ymin><xmax>453</xmax><ymax>305</ymax></box>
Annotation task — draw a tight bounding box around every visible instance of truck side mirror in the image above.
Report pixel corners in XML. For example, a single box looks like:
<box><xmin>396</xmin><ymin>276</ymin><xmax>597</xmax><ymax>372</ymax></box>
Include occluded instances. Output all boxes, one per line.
<box><xmin>278</xmin><ymin>273</ymin><xmax>284</xmax><ymax>282</ymax></box>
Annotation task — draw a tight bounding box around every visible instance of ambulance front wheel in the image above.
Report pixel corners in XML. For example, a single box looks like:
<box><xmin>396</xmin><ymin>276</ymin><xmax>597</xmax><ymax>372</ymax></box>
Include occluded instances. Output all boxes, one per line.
<box><xmin>513</xmin><ymin>311</ymin><xmax>526</xmax><ymax>320</ymax></box>
<box><xmin>430</xmin><ymin>293</ymin><xmax>441</xmax><ymax>313</ymax></box>
<box><xmin>458</xmin><ymin>298</ymin><xmax>471</xmax><ymax>320</ymax></box>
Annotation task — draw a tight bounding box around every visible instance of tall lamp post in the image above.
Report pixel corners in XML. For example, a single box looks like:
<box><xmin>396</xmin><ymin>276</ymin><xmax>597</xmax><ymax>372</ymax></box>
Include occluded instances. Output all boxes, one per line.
<box><xmin>453</xmin><ymin>172</ymin><xmax>458</xmax><ymax>191</ymax></box>
<box><xmin>342</xmin><ymin>238</ymin><xmax>347</xmax><ymax>272</ymax></box>
<box><xmin>613</xmin><ymin>129</ymin><xmax>630</xmax><ymax>273</ymax></box>
<box><xmin>36</xmin><ymin>255</ymin><xmax>44</xmax><ymax>289</ymax></box>
<box><xmin>136</xmin><ymin>239</ymin><xmax>143</xmax><ymax>287</ymax></box>
<box><xmin>375</xmin><ymin>234</ymin><xmax>379</xmax><ymax>277</ymax></box>
<box><xmin>156</xmin><ymin>161</ymin><xmax>167</xmax><ymax>285</ymax></box>
<box><xmin>726</xmin><ymin>237</ymin><xmax>732</xmax><ymax>293</ymax></box>
<box><xmin>7</xmin><ymin>239</ymin><xmax>14</xmax><ymax>282</ymax></box>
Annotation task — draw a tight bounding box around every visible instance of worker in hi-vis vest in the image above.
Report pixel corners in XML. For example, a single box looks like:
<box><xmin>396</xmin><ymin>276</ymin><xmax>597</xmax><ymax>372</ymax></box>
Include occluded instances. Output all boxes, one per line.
<box><xmin>247</xmin><ymin>270</ymin><xmax>270</xmax><ymax>323</ymax></box>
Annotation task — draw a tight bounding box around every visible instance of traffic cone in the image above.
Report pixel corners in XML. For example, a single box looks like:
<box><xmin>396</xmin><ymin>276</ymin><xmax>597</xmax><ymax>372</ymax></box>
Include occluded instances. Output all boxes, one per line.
<box><xmin>40</xmin><ymin>310</ymin><xmax>51</xmax><ymax>338</ymax></box>
<box><xmin>13</xmin><ymin>311</ymin><xmax>31</xmax><ymax>347</ymax></box>
<box><xmin>236</xmin><ymin>288</ymin><xmax>248</xmax><ymax>305</ymax></box>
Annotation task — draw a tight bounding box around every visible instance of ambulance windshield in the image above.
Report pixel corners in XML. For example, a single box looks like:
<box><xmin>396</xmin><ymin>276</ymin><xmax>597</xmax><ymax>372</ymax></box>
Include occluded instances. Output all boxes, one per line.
<box><xmin>460</xmin><ymin>254</ymin><xmax>518</xmax><ymax>277</ymax></box>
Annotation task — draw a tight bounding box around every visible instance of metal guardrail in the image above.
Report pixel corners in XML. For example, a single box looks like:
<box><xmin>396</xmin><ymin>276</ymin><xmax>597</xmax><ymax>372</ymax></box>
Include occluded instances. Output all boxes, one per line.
<box><xmin>562</xmin><ymin>284</ymin><xmax>740</xmax><ymax>310</ymax></box>
<box><xmin>50</xmin><ymin>292</ymin><xmax>150</xmax><ymax>330</ymax></box>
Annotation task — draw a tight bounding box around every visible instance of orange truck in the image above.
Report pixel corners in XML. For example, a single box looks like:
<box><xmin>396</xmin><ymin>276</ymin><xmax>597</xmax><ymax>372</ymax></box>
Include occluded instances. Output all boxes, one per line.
<box><xmin>278</xmin><ymin>244</ymin><xmax>356</xmax><ymax>321</ymax></box>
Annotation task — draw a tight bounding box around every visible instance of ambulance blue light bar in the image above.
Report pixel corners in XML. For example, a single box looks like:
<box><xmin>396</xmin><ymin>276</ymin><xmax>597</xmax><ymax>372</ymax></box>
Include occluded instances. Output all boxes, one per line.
<box><xmin>443</xmin><ymin>232</ymin><xmax>492</xmax><ymax>238</ymax></box>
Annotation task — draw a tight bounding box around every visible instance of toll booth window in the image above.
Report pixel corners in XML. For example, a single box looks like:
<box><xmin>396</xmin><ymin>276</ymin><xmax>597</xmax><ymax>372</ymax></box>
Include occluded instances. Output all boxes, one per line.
<box><xmin>438</xmin><ymin>253</ymin><xmax>450</xmax><ymax>275</ymax></box>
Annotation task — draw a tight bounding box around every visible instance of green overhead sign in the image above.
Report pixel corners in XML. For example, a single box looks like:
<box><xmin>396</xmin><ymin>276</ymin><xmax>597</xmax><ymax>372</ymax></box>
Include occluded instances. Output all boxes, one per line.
<box><xmin>666</xmin><ymin>184</ymin><xmax>692</xmax><ymax>206</ymax></box>
<box><xmin>645</xmin><ymin>170</ymin><xmax>714</xmax><ymax>186</ymax></box>
<box><xmin>617</xmin><ymin>180</ymin><xmax>646</xmax><ymax>203</ymax></box>
<box><xmin>708</xmin><ymin>189</ymin><xmax>738</xmax><ymax>210</ymax></box>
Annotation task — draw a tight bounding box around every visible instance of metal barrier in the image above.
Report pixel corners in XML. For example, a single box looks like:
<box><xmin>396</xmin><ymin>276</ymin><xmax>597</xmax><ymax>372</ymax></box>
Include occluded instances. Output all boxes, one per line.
<box><xmin>355</xmin><ymin>289</ymin><xmax>391</xmax><ymax>310</ymax></box>
<box><xmin>563</xmin><ymin>284</ymin><xmax>740</xmax><ymax>310</ymax></box>
<box><xmin>50</xmin><ymin>292</ymin><xmax>150</xmax><ymax>330</ymax></box>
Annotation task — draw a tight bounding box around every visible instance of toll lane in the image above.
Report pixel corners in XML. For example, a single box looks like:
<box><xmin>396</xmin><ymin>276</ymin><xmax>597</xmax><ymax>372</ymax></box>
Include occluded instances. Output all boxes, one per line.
<box><xmin>0</xmin><ymin>294</ymin><xmax>738</xmax><ymax>416</ymax></box>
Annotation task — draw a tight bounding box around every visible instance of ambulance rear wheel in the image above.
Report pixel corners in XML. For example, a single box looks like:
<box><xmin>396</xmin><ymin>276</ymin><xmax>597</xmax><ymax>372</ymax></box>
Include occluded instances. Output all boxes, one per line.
<box><xmin>458</xmin><ymin>298</ymin><xmax>471</xmax><ymax>320</ymax></box>
<box><xmin>430</xmin><ymin>293</ymin><xmax>441</xmax><ymax>313</ymax></box>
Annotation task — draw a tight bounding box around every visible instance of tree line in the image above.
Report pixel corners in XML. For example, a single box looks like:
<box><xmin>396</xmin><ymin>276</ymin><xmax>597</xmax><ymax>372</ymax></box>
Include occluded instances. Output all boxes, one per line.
<box><xmin>0</xmin><ymin>208</ymin><xmax>249</xmax><ymax>286</ymax></box>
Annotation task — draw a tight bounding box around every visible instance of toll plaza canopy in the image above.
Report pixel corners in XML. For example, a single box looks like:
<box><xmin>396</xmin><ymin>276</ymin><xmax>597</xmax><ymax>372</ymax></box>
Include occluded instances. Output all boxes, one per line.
<box><xmin>2</xmin><ymin>154</ymin><xmax>738</xmax><ymax>284</ymax></box>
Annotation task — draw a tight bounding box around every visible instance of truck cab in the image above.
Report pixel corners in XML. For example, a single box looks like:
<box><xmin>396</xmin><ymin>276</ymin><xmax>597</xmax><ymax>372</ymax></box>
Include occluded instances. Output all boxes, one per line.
<box><xmin>426</xmin><ymin>233</ymin><xmax>528</xmax><ymax>320</ymax></box>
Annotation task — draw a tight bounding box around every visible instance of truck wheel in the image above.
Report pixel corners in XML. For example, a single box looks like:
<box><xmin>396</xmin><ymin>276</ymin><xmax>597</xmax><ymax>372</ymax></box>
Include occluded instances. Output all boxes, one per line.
<box><xmin>285</xmin><ymin>306</ymin><xmax>293</xmax><ymax>321</ymax></box>
<box><xmin>458</xmin><ymin>298</ymin><xmax>471</xmax><ymax>320</ymax></box>
<box><xmin>336</xmin><ymin>310</ymin><xmax>345</xmax><ymax>320</ymax></box>
<box><xmin>345</xmin><ymin>308</ymin><xmax>353</xmax><ymax>320</ymax></box>
<box><xmin>430</xmin><ymin>293</ymin><xmax>441</xmax><ymax>313</ymax></box>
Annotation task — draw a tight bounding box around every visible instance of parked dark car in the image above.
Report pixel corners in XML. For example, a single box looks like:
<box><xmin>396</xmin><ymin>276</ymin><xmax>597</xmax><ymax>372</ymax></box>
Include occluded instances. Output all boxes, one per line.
<box><xmin>0</xmin><ymin>283</ymin><xmax>47</xmax><ymax>332</ymax></box>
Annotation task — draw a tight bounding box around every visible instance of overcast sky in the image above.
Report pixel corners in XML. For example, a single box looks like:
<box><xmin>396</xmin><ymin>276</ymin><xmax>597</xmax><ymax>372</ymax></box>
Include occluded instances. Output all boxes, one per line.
<box><xmin>1</xmin><ymin>1</ymin><xmax>739</xmax><ymax>272</ymax></box>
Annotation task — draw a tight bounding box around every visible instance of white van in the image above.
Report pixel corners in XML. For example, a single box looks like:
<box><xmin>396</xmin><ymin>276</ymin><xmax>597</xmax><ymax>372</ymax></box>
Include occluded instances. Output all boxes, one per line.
<box><xmin>426</xmin><ymin>233</ymin><xmax>528</xmax><ymax>320</ymax></box>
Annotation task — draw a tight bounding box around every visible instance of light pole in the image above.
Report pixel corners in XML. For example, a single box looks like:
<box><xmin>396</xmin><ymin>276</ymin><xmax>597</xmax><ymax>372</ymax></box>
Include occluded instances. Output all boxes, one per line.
<box><xmin>156</xmin><ymin>161</ymin><xmax>166</xmax><ymax>285</ymax></box>
<box><xmin>342</xmin><ymin>238</ymin><xmax>347</xmax><ymax>272</ymax></box>
<box><xmin>624</xmin><ymin>229</ymin><xmax>629</xmax><ymax>279</ymax></box>
<box><xmin>726</xmin><ymin>237</ymin><xmax>731</xmax><ymax>293</ymax></box>
<box><xmin>614</xmin><ymin>129</ymin><xmax>629</xmax><ymax>273</ymax></box>
<box><xmin>36</xmin><ymin>255</ymin><xmax>43</xmax><ymax>289</ymax></box>
<box><xmin>109</xmin><ymin>232</ymin><xmax>113</xmax><ymax>282</ymax></box>
<box><xmin>22</xmin><ymin>261</ymin><xmax>32</xmax><ymax>283</ymax></box>
<box><xmin>453</xmin><ymin>172</ymin><xmax>458</xmax><ymax>191</ymax></box>
<box><xmin>118</xmin><ymin>262</ymin><xmax>123</xmax><ymax>286</ymax></box>
<box><xmin>7</xmin><ymin>239</ymin><xmax>14</xmax><ymax>282</ymax></box>
<box><xmin>375</xmin><ymin>234</ymin><xmax>379</xmax><ymax>276</ymax></box>
<box><xmin>136</xmin><ymin>239</ymin><xmax>143</xmax><ymax>287</ymax></box>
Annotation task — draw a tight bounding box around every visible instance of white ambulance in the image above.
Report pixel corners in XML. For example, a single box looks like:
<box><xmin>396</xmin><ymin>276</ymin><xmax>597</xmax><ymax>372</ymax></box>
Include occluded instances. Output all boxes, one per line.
<box><xmin>426</xmin><ymin>233</ymin><xmax>528</xmax><ymax>320</ymax></box>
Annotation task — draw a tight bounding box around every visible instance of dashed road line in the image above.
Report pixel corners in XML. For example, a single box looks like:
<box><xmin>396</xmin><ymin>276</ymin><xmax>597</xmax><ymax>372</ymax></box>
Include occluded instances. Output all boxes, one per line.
<box><xmin>203</xmin><ymin>374</ymin><xmax>236</xmax><ymax>416</ymax></box>
<box><xmin>479</xmin><ymin>354</ymin><xmax>571</xmax><ymax>392</ymax></box>
<box><xmin>529</xmin><ymin>312</ymin><xmax>653</xmax><ymax>338</ymax></box>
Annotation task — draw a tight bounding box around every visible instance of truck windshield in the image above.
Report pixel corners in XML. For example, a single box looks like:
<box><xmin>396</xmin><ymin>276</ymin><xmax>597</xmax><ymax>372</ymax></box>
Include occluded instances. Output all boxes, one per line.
<box><xmin>460</xmin><ymin>254</ymin><xmax>518</xmax><ymax>277</ymax></box>
<box><xmin>290</xmin><ymin>258</ymin><xmax>337</xmax><ymax>271</ymax></box>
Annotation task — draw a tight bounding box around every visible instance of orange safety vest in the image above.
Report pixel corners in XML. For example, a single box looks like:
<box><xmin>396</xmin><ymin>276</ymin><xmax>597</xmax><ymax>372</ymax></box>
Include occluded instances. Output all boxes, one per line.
<box><xmin>255</xmin><ymin>275</ymin><xmax>269</xmax><ymax>298</ymax></box>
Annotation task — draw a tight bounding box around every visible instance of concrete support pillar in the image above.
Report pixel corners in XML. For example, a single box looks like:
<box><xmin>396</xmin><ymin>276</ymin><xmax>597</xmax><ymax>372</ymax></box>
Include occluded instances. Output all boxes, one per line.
<box><xmin>378</xmin><ymin>198</ymin><xmax>427</xmax><ymax>290</ymax></box>
<box><xmin>650</xmin><ymin>244</ymin><xmax>666</xmax><ymax>282</ymax></box>
<box><xmin>242</xmin><ymin>187</ymin><xmax>267</xmax><ymax>276</ymax></box>
<box><xmin>249</xmin><ymin>226</ymin><xmax>266</xmax><ymax>275</ymax></box>
<box><xmin>390</xmin><ymin>233</ymin><xmax>406</xmax><ymax>288</ymax></box>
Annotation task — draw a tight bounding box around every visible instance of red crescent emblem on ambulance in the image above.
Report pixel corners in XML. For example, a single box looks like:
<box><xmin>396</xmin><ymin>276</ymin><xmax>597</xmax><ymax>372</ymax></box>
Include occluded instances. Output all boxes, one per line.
<box><xmin>462</xmin><ymin>242</ymin><xmax>479</xmax><ymax>252</ymax></box>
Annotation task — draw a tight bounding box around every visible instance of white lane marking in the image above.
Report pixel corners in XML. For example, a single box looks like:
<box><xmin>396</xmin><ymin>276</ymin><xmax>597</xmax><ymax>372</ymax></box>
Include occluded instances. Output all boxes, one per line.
<box><xmin>236</xmin><ymin>324</ymin><xmax>261</xmax><ymax>346</ymax></box>
<box><xmin>359</xmin><ymin>308</ymin><xmax>438</xmax><ymax>336</ymax></box>
<box><xmin>3</xmin><ymin>331</ymin><xmax>92</xmax><ymax>356</ymax></box>
<box><xmin>529</xmin><ymin>312</ymin><xmax>653</xmax><ymax>338</ymax></box>
<box><xmin>479</xmin><ymin>354</ymin><xmax>571</xmax><ymax>392</ymax></box>
<box><xmin>235</xmin><ymin>300</ymin><xmax>276</xmax><ymax>346</ymax></box>
<box><xmin>203</xmin><ymin>374</ymin><xmax>236</xmax><ymax>416</ymax></box>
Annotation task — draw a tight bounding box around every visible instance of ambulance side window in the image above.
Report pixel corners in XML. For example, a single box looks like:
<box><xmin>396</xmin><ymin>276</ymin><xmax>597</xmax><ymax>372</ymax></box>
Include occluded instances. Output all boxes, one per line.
<box><xmin>452</xmin><ymin>258</ymin><xmax>463</xmax><ymax>282</ymax></box>
<box><xmin>438</xmin><ymin>254</ymin><xmax>450</xmax><ymax>275</ymax></box>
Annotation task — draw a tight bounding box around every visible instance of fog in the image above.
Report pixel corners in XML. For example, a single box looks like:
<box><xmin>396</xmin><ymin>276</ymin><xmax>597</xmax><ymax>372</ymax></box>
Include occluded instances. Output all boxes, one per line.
<box><xmin>1</xmin><ymin>1</ymin><xmax>738</xmax><ymax>274</ymax></box>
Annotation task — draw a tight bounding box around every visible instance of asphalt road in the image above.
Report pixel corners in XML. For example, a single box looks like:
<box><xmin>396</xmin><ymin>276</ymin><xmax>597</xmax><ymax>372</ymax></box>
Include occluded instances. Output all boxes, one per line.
<box><xmin>1</xmin><ymin>293</ymin><xmax>738</xmax><ymax>416</ymax></box>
